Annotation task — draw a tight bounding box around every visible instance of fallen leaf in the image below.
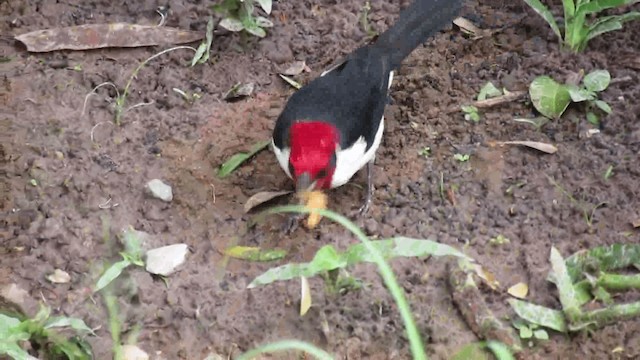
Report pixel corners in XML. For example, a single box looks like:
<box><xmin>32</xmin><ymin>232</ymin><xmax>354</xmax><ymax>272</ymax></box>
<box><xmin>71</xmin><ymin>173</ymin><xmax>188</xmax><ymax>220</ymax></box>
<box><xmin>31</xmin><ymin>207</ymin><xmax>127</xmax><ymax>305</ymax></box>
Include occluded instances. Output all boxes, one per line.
<box><xmin>299</xmin><ymin>191</ymin><xmax>328</xmax><ymax>229</ymax></box>
<box><xmin>244</xmin><ymin>190</ymin><xmax>293</xmax><ymax>213</ymax></box>
<box><xmin>473</xmin><ymin>264</ymin><xmax>500</xmax><ymax>290</ymax></box>
<box><xmin>453</xmin><ymin>17</ymin><xmax>483</xmax><ymax>38</ymax></box>
<box><xmin>507</xmin><ymin>282</ymin><xmax>529</xmax><ymax>299</ymax></box>
<box><xmin>279</xmin><ymin>74</ymin><xmax>302</xmax><ymax>89</ymax></box>
<box><xmin>494</xmin><ymin>141</ymin><xmax>558</xmax><ymax>154</ymax></box>
<box><xmin>46</xmin><ymin>269</ymin><xmax>71</xmax><ymax>284</ymax></box>
<box><xmin>15</xmin><ymin>23</ymin><xmax>203</xmax><ymax>53</ymax></box>
<box><xmin>282</xmin><ymin>60</ymin><xmax>307</xmax><ymax>76</ymax></box>
<box><xmin>223</xmin><ymin>82</ymin><xmax>255</xmax><ymax>100</ymax></box>
<box><xmin>224</xmin><ymin>246</ymin><xmax>287</xmax><ymax>262</ymax></box>
<box><xmin>300</xmin><ymin>276</ymin><xmax>312</xmax><ymax>316</ymax></box>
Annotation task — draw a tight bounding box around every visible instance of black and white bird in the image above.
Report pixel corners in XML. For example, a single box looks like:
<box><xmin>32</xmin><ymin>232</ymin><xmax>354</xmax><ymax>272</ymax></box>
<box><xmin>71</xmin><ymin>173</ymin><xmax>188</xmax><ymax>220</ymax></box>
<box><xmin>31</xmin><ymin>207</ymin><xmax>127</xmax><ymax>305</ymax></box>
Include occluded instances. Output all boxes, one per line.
<box><xmin>272</xmin><ymin>0</ymin><xmax>463</xmax><ymax>215</ymax></box>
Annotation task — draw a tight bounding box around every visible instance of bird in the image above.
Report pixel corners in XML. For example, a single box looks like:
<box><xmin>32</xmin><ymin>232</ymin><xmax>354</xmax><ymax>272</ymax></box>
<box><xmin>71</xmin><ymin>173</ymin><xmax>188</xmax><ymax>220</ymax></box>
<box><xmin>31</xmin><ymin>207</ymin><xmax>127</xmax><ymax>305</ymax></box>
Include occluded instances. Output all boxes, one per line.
<box><xmin>271</xmin><ymin>0</ymin><xmax>463</xmax><ymax>229</ymax></box>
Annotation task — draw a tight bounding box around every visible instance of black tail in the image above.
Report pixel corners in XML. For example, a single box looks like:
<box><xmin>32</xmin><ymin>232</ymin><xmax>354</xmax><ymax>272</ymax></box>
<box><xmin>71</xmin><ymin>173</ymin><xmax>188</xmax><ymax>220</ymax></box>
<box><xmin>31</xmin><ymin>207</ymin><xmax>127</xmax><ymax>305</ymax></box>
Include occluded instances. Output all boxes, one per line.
<box><xmin>373</xmin><ymin>0</ymin><xmax>463</xmax><ymax>69</ymax></box>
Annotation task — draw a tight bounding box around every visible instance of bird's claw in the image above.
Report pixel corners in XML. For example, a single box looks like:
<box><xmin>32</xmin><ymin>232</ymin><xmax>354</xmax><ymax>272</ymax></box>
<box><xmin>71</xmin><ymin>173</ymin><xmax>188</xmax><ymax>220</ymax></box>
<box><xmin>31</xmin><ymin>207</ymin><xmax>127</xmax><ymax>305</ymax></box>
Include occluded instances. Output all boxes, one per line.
<box><xmin>281</xmin><ymin>213</ymin><xmax>302</xmax><ymax>235</ymax></box>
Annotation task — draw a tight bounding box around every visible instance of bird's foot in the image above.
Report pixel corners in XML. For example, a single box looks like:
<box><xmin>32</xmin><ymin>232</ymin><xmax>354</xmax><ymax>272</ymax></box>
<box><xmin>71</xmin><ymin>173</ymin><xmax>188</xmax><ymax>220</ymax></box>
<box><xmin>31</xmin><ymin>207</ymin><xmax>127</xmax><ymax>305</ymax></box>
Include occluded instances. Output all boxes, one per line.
<box><xmin>281</xmin><ymin>213</ymin><xmax>302</xmax><ymax>235</ymax></box>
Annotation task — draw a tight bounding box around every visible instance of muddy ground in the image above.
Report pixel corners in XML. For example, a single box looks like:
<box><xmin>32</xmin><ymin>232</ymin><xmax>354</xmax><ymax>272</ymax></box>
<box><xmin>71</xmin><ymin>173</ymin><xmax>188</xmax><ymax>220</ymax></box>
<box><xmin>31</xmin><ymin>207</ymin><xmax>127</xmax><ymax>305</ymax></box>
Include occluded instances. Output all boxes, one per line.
<box><xmin>2</xmin><ymin>0</ymin><xmax>640</xmax><ymax>359</ymax></box>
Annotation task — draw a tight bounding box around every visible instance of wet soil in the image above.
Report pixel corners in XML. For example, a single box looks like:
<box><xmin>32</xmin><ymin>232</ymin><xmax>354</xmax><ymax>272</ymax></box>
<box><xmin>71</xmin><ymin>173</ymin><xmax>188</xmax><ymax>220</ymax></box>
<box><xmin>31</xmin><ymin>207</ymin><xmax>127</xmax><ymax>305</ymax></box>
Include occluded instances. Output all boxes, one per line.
<box><xmin>2</xmin><ymin>0</ymin><xmax>640</xmax><ymax>359</ymax></box>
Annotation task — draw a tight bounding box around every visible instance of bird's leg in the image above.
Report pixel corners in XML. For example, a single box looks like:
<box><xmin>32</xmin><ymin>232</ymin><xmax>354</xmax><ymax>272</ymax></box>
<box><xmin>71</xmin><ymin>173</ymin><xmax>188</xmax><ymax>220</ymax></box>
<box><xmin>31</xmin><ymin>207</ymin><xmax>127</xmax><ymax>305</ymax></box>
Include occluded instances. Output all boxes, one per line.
<box><xmin>281</xmin><ymin>213</ymin><xmax>302</xmax><ymax>234</ymax></box>
<box><xmin>356</xmin><ymin>160</ymin><xmax>375</xmax><ymax>216</ymax></box>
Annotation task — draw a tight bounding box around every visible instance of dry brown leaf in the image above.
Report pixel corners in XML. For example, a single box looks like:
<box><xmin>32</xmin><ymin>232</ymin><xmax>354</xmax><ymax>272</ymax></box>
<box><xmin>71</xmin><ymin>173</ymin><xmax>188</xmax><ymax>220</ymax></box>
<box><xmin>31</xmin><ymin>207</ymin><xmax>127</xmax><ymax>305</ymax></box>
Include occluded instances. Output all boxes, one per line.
<box><xmin>473</xmin><ymin>264</ymin><xmax>500</xmax><ymax>290</ymax></box>
<box><xmin>15</xmin><ymin>23</ymin><xmax>204</xmax><ymax>53</ymax></box>
<box><xmin>244</xmin><ymin>190</ymin><xmax>292</xmax><ymax>213</ymax></box>
<box><xmin>494</xmin><ymin>141</ymin><xmax>558</xmax><ymax>154</ymax></box>
<box><xmin>507</xmin><ymin>282</ymin><xmax>529</xmax><ymax>299</ymax></box>
<box><xmin>453</xmin><ymin>17</ymin><xmax>483</xmax><ymax>37</ymax></box>
<box><xmin>281</xmin><ymin>60</ymin><xmax>308</xmax><ymax>76</ymax></box>
<box><xmin>299</xmin><ymin>190</ymin><xmax>328</xmax><ymax>229</ymax></box>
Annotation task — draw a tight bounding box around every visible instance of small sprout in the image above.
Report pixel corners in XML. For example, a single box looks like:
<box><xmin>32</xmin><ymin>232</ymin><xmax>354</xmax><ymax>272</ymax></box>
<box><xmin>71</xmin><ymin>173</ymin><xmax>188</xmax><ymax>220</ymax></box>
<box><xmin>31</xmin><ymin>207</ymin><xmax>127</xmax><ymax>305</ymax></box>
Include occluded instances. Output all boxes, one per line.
<box><xmin>191</xmin><ymin>16</ymin><xmax>215</xmax><ymax>66</ymax></box>
<box><xmin>30</xmin><ymin>179</ymin><xmax>38</xmax><ymax>186</ymax></box>
<box><xmin>586</xmin><ymin>111</ymin><xmax>599</xmax><ymax>126</ymax></box>
<box><xmin>461</xmin><ymin>105</ymin><xmax>480</xmax><ymax>122</ymax></box>
<box><xmin>489</xmin><ymin>234</ymin><xmax>510</xmax><ymax>246</ymax></box>
<box><xmin>453</xmin><ymin>153</ymin><xmax>470</xmax><ymax>162</ymax></box>
<box><xmin>604</xmin><ymin>165</ymin><xmax>614</xmax><ymax>180</ymax></box>
<box><xmin>418</xmin><ymin>146</ymin><xmax>431</xmax><ymax>158</ymax></box>
<box><xmin>218</xmin><ymin>139</ymin><xmax>270</xmax><ymax>178</ymax></box>
<box><xmin>477</xmin><ymin>81</ymin><xmax>503</xmax><ymax>101</ymax></box>
<box><xmin>72</xmin><ymin>64</ymin><xmax>82</xmax><ymax>71</ymax></box>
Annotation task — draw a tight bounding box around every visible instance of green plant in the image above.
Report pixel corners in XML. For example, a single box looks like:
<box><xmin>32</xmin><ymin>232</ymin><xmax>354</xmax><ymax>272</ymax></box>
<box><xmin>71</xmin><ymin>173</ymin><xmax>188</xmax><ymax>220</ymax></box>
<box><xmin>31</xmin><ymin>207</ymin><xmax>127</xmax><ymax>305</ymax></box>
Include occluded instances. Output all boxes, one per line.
<box><xmin>512</xmin><ymin>319</ymin><xmax>549</xmax><ymax>343</ymax></box>
<box><xmin>453</xmin><ymin>153</ymin><xmax>470</xmax><ymax>162</ymax></box>
<box><xmin>241</xmin><ymin>206</ymin><xmax>475</xmax><ymax>360</ymax></box>
<box><xmin>213</xmin><ymin>0</ymin><xmax>274</xmax><ymax>38</ymax></box>
<box><xmin>508</xmin><ymin>245</ymin><xmax>640</xmax><ymax>336</ymax></box>
<box><xmin>529</xmin><ymin>69</ymin><xmax>612</xmax><ymax>124</ymax></box>
<box><xmin>523</xmin><ymin>0</ymin><xmax>640</xmax><ymax>52</ymax></box>
<box><xmin>461</xmin><ymin>105</ymin><xmax>480</xmax><ymax>122</ymax></box>
<box><xmin>419</xmin><ymin>146</ymin><xmax>431</xmax><ymax>158</ymax></box>
<box><xmin>94</xmin><ymin>227</ymin><xmax>145</xmax><ymax>293</ymax></box>
<box><xmin>0</xmin><ymin>305</ymin><xmax>94</xmax><ymax>359</ymax></box>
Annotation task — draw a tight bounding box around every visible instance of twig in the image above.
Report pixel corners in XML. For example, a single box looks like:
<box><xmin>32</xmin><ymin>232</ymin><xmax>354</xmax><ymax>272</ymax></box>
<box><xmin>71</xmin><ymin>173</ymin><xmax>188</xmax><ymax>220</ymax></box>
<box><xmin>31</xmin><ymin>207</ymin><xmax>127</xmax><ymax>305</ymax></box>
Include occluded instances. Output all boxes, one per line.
<box><xmin>445</xmin><ymin>90</ymin><xmax>527</xmax><ymax>114</ymax></box>
<box><xmin>82</xmin><ymin>82</ymin><xmax>119</xmax><ymax>116</ymax></box>
<box><xmin>90</xmin><ymin>121</ymin><xmax>113</xmax><ymax>143</ymax></box>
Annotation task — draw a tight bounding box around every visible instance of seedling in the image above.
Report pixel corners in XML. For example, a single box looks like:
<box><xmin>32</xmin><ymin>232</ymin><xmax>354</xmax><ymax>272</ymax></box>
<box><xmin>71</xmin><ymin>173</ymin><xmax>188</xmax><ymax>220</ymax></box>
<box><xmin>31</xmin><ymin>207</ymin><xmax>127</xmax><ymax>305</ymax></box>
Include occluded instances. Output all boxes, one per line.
<box><xmin>489</xmin><ymin>234</ymin><xmax>511</xmax><ymax>246</ymax></box>
<box><xmin>509</xmin><ymin>245</ymin><xmax>640</xmax><ymax>336</ymax></box>
<box><xmin>94</xmin><ymin>227</ymin><xmax>145</xmax><ymax>293</ymax></box>
<box><xmin>603</xmin><ymin>165</ymin><xmax>614</xmax><ymax>180</ymax></box>
<box><xmin>529</xmin><ymin>69</ymin><xmax>612</xmax><ymax>124</ymax></box>
<box><xmin>217</xmin><ymin>139</ymin><xmax>271</xmax><ymax>177</ymax></box>
<box><xmin>0</xmin><ymin>305</ymin><xmax>94</xmax><ymax>359</ymax></box>
<box><xmin>419</xmin><ymin>146</ymin><xmax>431</xmax><ymax>158</ymax></box>
<box><xmin>523</xmin><ymin>0</ymin><xmax>640</xmax><ymax>52</ymax></box>
<box><xmin>512</xmin><ymin>319</ymin><xmax>549</xmax><ymax>344</ymax></box>
<box><xmin>359</xmin><ymin>1</ymin><xmax>378</xmax><ymax>38</ymax></box>
<box><xmin>453</xmin><ymin>153</ymin><xmax>470</xmax><ymax>162</ymax></box>
<box><xmin>477</xmin><ymin>81</ymin><xmax>503</xmax><ymax>101</ymax></box>
<box><xmin>213</xmin><ymin>0</ymin><xmax>274</xmax><ymax>38</ymax></box>
<box><xmin>461</xmin><ymin>105</ymin><xmax>480</xmax><ymax>122</ymax></box>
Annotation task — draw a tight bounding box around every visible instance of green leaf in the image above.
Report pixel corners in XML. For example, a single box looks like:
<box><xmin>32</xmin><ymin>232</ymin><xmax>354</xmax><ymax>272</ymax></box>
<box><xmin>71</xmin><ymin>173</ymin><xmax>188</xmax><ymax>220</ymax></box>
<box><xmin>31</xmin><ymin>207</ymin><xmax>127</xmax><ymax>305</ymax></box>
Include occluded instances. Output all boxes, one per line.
<box><xmin>255</xmin><ymin>16</ymin><xmax>274</xmax><ymax>28</ymax></box>
<box><xmin>219</xmin><ymin>17</ymin><xmax>244</xmax><ymax>32</ymax></box>
<box><xmin>248</xmin><ymin>238</ymin><xmax>469</xmax><ymax>288</ymax></box>
<box><xmin>191</xmin><ymin>16</ymin><xmax>215</xmax><ymax>66</ymax></box>
<box><xmin>529</xmin><ymin>76</ymin><xmax>571</xmax><ymax>119</ymax></box>
<box><xmin>243</xmin><ymin>22</ymin><xmax>267</xmax><ymax>37</ymax></box>
<box><xmin>567</xmin><ymin>85</ymin><xmax>595</xmax><ymax>102</ymax></box>
<box><xmin>533</xmin><ymin>329</ymin><xmax>549</xmax><ymax>340</ymax></box>
<box><xmin>583</xmin><ymin>70</ymin><xmax>611</xmax><ymax>92</ymax></box>
<box><xmin>484</xmin><ymin>341</ymin><xmax>516</xmax><ymax>360</ymax></box>
<box><xmin>255</xmin><ymin>0</ymin><xmax>272</xmax><ymax>14</ymax></box>
<box><xmin>519</xmin><ymin>325</ymin><xmax>533</xmax><ymax>338</ymax></box>
<box><xmin>477</xmin><ymin>82</ymin><xmax>502</xmax><ymax>101</ymax></box>
<box><xmin>586</xmin><ymin>111</ymin><xmax>599</xmax><ymax>125</ymax></box>
<box><xmin>578</xmin><ymin>0</ymin><xmax>637</xmax><ymax>15</ymax></box>
<box><xmin>94</xmin><ymin>259</ymin><xmax>132</xmax><ymax>293</ymax></box>
<box><xmin>0</xmin><ymin>342</ymin><xmax>31</xmax><ymax>359</ymax></box>
<box><xmin>563</xmin><ymin>244</ymin><xmax>640</xmax><ymax>282</ymax></box>
<box><xmin>549</xmin><ymin>247</ymin><xmax>581</xmax><ymax>319</ymax></box>
<box><xmin>224</xmin><ymin>246</ymin><xmax>287</xmax><ymax>262</ymax></box>
<box><xmin>218</xmin><ymin>139</ymin><xmax>271</xmax><ymax>178</ymax></box>
<box><xmin>508</xmin><ymin>299</ymin><xmax>568</xmax><ymax>332</ymax></box>
<box><xmin>594</xmin><ymin>100</ymin><xmax>612</xmax><ymax>114</ymax></box>
<box><xmin>44</xmin><ymin>316</ymin><xmax>96</xmax><ymax>336</ymax></box>
<box><xmin>523</xmin><ymin>0</ymin><xmax>562</xmax><ymax>40</ymax></box>
<box><xmin>452</xmin><ymin>342</ymin><xmax>489</xmax><ymax>360</ymax></box>
<box><xmin>0</xmin><ymin>314</ymin><xmax>21</xmax><ymax>338</ymax></box>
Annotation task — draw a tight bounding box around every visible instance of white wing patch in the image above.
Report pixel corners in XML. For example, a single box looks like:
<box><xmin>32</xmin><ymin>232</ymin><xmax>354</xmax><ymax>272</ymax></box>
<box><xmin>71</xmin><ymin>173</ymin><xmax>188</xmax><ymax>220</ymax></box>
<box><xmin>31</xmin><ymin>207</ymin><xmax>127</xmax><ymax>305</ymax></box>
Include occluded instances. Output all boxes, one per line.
<box><xmin>331</xmin><ymin>115</ymin><xmax>384</xmax><ymax>188</ymax></box>
<box><xmin>272</xmin><ymin>139</ymin><xmax>292</xmax><ymax>179</ymax></box>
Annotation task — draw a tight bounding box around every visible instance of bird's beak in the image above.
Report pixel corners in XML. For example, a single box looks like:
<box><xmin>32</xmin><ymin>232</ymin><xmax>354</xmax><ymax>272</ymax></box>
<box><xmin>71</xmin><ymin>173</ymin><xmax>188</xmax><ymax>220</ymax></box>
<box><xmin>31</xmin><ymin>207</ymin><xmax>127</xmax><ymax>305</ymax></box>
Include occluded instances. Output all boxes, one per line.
<box><xmin>295</xmin><ymin>172</ymin><xmax>316</xmax><ymax>192</ymax></box>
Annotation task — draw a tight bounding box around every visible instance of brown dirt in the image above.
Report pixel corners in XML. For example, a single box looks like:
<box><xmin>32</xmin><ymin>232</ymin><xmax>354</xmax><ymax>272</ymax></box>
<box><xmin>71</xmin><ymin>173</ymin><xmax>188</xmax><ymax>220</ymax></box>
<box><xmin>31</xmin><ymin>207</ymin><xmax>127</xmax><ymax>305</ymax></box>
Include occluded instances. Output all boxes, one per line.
<box><xmin>2</xmin><ymin>0</ymin><xmax>640</xmax><ymax>359</ymax></box>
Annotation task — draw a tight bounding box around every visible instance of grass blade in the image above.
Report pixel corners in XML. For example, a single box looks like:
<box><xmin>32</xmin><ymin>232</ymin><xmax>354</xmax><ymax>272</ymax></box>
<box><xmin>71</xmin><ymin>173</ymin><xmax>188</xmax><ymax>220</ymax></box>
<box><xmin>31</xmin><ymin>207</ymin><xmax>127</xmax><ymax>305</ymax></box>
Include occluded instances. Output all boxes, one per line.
<box><xmin>94</xmin><ymin>259</ymin><xmax>131</xmax><ymax>293</ymax></box>
<box><xmin>218</xmin><ymin>139</ymin><xmax>270</xmax><ymax>177</ymax></box>
<box><xmin>523</xmin><ymin>0</ymin><xmax>562</xmax><ymax>40</ymax></box>
<box><xmin>236</xmin><ymin>339</ymin><xmax>334</xmax><ymax>360</ymax></box>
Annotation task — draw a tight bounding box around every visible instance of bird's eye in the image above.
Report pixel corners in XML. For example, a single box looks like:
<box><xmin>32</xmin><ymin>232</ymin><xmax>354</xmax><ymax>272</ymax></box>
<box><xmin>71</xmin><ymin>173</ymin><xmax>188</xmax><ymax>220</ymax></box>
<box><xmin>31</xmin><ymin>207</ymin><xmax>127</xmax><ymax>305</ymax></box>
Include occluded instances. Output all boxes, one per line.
<box><xmin>316</xmin><ymin>169</ymin><xmax>328</xmax><ymax>178</ymax></box>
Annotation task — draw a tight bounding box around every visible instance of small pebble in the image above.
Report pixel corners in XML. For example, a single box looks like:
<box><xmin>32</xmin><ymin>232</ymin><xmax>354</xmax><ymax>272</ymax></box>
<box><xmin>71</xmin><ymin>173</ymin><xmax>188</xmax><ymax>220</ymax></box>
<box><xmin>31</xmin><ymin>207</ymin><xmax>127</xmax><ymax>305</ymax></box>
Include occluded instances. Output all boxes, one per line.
<box><xmin>122</xmin><ymin>345</ymin><xmax>149</xmax><ymax>360</ymax></box>
<box><xmin>47</xmin><ymin>269</ymin><xmax>71</xmax><ymax>284</ymax></box>
<box><xmin>145</xmin><ymin>244</ymin><xmax>188</xmax><ymax>276</ymax></box>
<box><xmin>146</xmin><ymin>179</ymin><xmax>173</xmax><ymax>202</ymax></box>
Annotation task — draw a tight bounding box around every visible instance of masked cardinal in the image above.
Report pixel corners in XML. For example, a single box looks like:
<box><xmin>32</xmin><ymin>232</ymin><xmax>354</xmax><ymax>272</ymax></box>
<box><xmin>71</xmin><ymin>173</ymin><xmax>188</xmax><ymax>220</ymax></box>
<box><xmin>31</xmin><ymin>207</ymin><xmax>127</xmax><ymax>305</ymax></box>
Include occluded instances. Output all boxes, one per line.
<box><xmin>272</xmin><ymin>0</ymin><xmax>463</xmax><ymax>229</ymax></box>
